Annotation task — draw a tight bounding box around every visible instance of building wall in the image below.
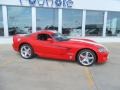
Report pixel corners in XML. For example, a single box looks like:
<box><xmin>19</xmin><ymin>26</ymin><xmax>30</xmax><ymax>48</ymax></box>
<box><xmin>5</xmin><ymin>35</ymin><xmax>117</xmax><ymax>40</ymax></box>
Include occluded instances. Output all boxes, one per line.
<box><xmin>74</xmin><ymin>0</ymin><xmax>120</xmax><ymax>11</ymax></box>
<box><xmin>1</xmin><ymin>0</ymin><xmax>120</xmax><ymax>11</ymax></box>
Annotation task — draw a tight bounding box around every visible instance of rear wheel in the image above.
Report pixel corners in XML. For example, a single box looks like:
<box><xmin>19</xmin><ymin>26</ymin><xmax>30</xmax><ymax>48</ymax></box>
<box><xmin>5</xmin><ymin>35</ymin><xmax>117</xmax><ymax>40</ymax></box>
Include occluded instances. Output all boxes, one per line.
<box><xmin>77</xmin><ymin>49</ymin><xmax>96</xmax><ymax>66</ymax></box>
<box><xmin>20</xmin><ymin>44</ymin><xmax>34</xmax><ymax>59</ymax></box>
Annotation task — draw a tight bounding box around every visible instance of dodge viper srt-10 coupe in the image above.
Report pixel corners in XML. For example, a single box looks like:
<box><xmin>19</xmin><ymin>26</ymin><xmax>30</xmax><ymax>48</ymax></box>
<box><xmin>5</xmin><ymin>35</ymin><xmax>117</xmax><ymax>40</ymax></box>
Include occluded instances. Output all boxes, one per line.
<box><xmin>12</xmin><ymin>30</ymin><xmax>109</xmax><ymax>66</ymax></box>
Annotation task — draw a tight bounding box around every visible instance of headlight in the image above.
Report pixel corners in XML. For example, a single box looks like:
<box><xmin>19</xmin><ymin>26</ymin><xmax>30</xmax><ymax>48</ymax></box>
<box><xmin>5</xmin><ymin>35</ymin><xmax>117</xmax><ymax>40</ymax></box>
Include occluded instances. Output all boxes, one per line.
<box><xmin>98</xmin><ymin>47</ymin><xmax>106</xmax><ymax>52</ymax></box>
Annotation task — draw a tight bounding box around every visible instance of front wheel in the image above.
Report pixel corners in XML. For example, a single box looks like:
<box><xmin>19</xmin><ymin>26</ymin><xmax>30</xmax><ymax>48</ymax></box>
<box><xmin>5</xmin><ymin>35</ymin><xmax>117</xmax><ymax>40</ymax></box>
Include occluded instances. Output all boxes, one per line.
<box><xmin>77</xmin><ymin>49</ymin><xmax>97</xmax><ymax>66</ymax></box>
<box><xmin>20</xmin><ymin>44</ymin><xmax>34</xmax><ymax>59</ymax></box>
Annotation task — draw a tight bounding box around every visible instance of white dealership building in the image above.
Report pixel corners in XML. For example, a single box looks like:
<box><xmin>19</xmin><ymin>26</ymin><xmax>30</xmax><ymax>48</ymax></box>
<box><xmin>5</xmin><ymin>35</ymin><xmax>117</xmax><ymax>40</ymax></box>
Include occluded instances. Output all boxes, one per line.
<box><xmin>0</xmin><ymin>0</ymin><xmax>120</xmax><ymax>43</ymax></box>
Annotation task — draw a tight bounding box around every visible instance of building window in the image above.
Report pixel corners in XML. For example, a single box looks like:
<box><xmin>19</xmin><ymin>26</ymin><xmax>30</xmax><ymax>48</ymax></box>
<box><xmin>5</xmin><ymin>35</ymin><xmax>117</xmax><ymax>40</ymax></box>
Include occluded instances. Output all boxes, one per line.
<box><xmin>106</xmin><ymin>12</ymin><xmax>120</xmax><ymax>36</ymax></box>
<box><xmin>7</xmin><ymin>6</ymin><xmax>32</xmax><ymax>36</ymax></box>
<box><xmin>62</xmin><ymin>9</ymin><xmax>82</xmax><ymax>37</ymax></box>
<box><xmin>0</xmin><ymin>6</ymin><xmax>4</xmax><ymax>36</ymax></box>
<box><xmin>85</xmin><ymin>11</ymin><xmax>104</xmax><ymax>36</ymax></box>
<box><xmin>36</xmin><ymin>8</ymin><xmax>58</xmax><ymax>31</ymax></box>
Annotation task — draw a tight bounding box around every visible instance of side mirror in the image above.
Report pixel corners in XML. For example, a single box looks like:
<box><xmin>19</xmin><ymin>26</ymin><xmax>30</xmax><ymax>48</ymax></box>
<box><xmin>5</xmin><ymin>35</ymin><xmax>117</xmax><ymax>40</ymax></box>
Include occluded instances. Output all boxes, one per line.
<box><xmin>47</xmin><ymin>38</ymin><xmax>53</xmax><ymax>43</ymax></box>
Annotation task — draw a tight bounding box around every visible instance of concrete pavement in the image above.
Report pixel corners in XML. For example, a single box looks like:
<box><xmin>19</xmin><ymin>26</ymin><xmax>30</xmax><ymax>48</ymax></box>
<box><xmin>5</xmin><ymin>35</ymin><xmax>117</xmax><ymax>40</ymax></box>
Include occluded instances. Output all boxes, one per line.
<box><xmin>0</xmin><ymin>43</ymin><xmax>120</xmax><ymax>90</ymax></box>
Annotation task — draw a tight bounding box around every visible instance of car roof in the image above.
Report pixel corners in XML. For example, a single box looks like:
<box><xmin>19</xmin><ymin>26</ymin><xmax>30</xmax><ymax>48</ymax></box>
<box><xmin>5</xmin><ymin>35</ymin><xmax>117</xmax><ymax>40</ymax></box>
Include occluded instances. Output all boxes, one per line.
<box><xmin>35</xmin><ymin>30</ymin><xmax>57</xmax><ymax>35</ymax></box>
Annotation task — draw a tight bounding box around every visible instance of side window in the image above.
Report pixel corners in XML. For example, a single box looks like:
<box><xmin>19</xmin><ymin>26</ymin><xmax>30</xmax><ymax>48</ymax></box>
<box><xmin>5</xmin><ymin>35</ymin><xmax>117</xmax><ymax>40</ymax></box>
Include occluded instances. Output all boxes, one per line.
<box><xmin>37</xmin><ymin>34</ymin><xmax>51</xmax><ymax>41</ymax></box>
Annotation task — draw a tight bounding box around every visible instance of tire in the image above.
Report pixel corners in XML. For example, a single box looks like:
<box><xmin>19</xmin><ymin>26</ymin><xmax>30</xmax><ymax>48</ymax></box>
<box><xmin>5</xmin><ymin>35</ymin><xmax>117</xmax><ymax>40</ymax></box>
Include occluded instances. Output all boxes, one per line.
<box><xmin>20</xmin><ymin>44</ymin><xmax>34</xmax><ymax>59</ymax></box>
<box><xmin>77</xmin><ymin>49</ymin><xmax>96</xmax><ymax>66</ymax></box>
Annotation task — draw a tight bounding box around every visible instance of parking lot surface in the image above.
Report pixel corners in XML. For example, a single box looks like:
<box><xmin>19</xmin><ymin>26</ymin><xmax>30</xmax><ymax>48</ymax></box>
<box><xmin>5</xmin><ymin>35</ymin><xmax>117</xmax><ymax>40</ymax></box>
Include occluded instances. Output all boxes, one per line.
<box><xmin>0</xmin><ymin>43</ymin><xmax>120</xmax><ymax>90</ymax></box>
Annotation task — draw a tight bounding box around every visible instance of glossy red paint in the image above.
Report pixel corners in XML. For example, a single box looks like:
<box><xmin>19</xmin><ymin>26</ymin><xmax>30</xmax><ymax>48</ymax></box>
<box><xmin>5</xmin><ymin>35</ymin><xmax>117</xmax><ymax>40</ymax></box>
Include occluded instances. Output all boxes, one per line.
<box><xmin>12</xmin><ymin>30</ymin><xmax>109</xmax><ymax>64</ymax></box>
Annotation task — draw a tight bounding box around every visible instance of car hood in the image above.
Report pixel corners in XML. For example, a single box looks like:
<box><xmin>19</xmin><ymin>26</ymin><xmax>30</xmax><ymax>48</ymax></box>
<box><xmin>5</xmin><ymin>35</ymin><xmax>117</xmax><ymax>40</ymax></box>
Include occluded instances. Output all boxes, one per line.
<box><xmin>60</xmin><ymin>38</ymin><xmax>104</xmax><ymax>48</ymax></box>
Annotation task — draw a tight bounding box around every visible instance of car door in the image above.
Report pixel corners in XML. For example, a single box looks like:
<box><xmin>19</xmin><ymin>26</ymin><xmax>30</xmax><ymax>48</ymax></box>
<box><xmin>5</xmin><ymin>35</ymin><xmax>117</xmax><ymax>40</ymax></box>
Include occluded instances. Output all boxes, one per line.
<box><xmin>34</xmin><ymin>33</ymin><xmax>68</xmax><ymax>57</ymax></box>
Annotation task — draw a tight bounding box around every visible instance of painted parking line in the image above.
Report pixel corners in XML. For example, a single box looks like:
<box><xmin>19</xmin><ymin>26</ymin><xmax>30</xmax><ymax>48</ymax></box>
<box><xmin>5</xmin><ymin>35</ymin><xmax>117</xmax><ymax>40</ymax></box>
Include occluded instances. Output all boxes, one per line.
<box><xmin>83</xmin><ymin>67</ymin><xmax>98</xmax><ymax>90</ymax></box>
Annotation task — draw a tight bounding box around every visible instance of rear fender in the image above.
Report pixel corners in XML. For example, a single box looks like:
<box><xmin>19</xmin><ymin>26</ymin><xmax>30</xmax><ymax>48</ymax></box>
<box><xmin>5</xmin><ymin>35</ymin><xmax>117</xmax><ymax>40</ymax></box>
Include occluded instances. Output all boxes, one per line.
<box><xmin>12</xmin><ymin>34</ymin><xmax>24</xmax><ymax>51</ymax></box>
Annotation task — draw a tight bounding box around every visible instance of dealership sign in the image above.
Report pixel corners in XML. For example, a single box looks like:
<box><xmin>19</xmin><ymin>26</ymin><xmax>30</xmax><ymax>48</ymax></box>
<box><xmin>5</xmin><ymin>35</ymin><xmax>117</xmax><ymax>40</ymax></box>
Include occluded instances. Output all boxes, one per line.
<box><xmin>20</xmin><ymin>0</ymin><xmax>73</xmax><ymax>8</ymax></box>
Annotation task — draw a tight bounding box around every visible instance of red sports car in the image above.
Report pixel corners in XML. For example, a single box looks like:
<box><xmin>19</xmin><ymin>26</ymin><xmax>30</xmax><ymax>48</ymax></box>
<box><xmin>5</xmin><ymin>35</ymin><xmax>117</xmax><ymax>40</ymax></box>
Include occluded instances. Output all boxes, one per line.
<box><xmin>12</xmin><ymin>30</ymin><xmax>108</xmax><ymax>66</ymax></box>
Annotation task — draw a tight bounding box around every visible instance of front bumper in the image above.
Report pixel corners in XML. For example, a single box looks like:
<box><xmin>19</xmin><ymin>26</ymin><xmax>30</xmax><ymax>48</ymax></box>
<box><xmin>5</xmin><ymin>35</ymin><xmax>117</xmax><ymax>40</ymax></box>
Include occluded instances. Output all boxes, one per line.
<box><xmin>97</xmin><ymin>51</ymin><xmax>109</xmax><ymax>63</ymax></box>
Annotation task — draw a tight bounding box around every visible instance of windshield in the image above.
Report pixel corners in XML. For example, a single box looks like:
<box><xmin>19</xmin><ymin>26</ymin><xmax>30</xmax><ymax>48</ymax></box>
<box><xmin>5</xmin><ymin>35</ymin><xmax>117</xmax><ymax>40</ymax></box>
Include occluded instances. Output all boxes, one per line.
<box><xmin>52</xmin><ymin>33</ymin><xmax>70</xmax><ymax>41</ymax></box>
